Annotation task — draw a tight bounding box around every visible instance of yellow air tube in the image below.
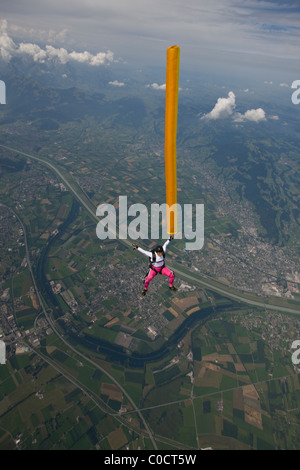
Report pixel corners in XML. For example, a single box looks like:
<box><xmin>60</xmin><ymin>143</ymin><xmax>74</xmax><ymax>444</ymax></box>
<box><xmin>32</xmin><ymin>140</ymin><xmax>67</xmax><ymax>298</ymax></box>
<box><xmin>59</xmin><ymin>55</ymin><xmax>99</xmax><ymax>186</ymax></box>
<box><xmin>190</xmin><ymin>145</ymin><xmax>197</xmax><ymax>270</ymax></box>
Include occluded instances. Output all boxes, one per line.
<box><xmin>165</xmin><ymin>45</ymin><xmax>180</xmax><ymax>235</ymax></box>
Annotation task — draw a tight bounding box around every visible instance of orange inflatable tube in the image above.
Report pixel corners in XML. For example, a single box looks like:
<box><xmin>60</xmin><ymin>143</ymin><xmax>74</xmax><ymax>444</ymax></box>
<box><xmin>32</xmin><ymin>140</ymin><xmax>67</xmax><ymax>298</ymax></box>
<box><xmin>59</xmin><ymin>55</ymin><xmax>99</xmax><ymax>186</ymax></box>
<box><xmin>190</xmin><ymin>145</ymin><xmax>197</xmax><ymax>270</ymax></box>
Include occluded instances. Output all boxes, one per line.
<box><xmin>165</xmin><ymin>45</ymin><xmax>180</xmax><ymax>235</ymax></box>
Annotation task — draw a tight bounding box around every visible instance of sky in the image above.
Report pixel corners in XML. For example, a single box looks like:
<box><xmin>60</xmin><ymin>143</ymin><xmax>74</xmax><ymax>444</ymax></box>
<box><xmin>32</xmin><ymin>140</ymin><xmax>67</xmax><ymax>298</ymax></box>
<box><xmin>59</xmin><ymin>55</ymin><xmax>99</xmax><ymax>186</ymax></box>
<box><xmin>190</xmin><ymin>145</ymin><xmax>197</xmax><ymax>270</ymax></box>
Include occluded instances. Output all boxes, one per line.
<box><xmin>0</xmin><ymin>0</ymin><xmax>300</xmax><ymax>80</ymax></box>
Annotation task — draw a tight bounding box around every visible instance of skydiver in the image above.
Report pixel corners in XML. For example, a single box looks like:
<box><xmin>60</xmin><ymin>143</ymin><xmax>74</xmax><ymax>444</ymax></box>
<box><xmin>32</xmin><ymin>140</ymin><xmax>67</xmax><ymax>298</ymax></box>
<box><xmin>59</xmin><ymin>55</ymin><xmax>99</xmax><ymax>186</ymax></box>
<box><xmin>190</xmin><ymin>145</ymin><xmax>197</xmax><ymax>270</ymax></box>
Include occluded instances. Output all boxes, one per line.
<box><xmin>132</xmin><ymin>236</ymin><xmax>176</xmax><ymax>296</ymax></box>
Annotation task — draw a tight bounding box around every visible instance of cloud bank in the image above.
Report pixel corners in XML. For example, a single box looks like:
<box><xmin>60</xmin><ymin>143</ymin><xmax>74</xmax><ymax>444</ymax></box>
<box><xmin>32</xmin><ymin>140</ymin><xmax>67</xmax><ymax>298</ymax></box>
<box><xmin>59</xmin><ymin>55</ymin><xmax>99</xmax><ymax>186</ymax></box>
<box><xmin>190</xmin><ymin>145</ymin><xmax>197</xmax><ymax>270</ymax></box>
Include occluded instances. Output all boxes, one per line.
<box><xmin>202</xmin><ymin>91</ymin><xmax>269</xmax><ymax>123</ymax></box>
<box><xmin>1</xmin><ymin>0</ymin><xmax>300</xmax><ymax>75</ymax></box>
<box><xmin>0</xmin><ymin>20</ymin><xmax>114</xmax><ymax>66</ymax></box>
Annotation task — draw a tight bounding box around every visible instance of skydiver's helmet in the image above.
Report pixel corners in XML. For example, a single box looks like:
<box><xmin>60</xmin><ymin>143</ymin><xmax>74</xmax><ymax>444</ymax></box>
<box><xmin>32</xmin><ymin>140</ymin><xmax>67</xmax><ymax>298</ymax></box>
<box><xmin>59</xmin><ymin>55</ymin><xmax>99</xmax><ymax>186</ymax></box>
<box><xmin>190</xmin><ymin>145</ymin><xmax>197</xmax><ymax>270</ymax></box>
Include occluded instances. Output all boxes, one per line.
<box><xmin>155</xmin><ymin>245</ymin><xmax>164</xmax><ymax>254</ymax></box>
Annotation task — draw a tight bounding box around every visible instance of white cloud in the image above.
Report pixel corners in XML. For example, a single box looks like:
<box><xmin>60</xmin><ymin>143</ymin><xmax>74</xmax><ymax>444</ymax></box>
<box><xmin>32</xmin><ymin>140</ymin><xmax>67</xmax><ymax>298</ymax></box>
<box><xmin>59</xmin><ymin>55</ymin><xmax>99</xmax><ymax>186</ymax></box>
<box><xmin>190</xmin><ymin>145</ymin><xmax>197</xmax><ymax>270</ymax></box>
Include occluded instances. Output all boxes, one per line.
<box><xmin>146</xmin><ymin>83</ymin><xmax>166</xmax><ymax>90</ymax></box>
<box><xmin>0</xmin><ymin>19</ymin><xmax>8</xmax><ymax>33</ymax></box>
<box><xmin>0</xmin><ymin>25</ymin><xmax>115</xmax><ymax>66</ymax></box>
<box><xmin>47</xmin><ymin>28</ymin><xmax>68</xmax><ymax>44</ymax></box>
<box><xmin>1</xmin><ymin>0</ymin><xmax>300</xmax><ymax>73</ymax></box>
<box><xmin>146</xmin><ymin>82</ymin><xmax>184</xmax><ymax>92</ymax></box>
<box><xmin>203</xmin><ymin>91</ymin><xmax>269</xmax><ymax>124</ymax></box>
<box><xmin>0</xmin><ymin>20</ymin><xmax>17</xmax><ymax>61</ymax></box>
<box><xmin>202</xmin><ymin>91</ymin><xmax>236</xmax><ymax>120</ymax></box>
<box><xmin>18</xmin><ymin>42</ymin><xmax>47</xmax><ymax>62</ymax></box>
<box><xmin>233</xmin><ymin>108</ymin><xmax>266</xmax><ymax>123</ymax></box>
<box><xmin>108</xmin><ymin>80</ymin><xmax>125</xmax><ymax>87</ymax></box>
<box><xmin>45</xmin><ymin>45</ymin><xmax>69</xmax><ymax>64</ymax></box>
<box><xmin>244</xmin><ymin>108</ymin><xmax>266</xmax><ymax>122</ymax></box>
<box><xmin>8</xmin><ymin>21</ymin><xmax>68</xmax><ymax>46</ymax></box>
<box><xmin>279</xmin><ymin>83</ymin><xmax>290</xmax><ymax>88</ymax></box>
<box><xmin>90</xmin><ymin>51</ymin><xmax>114</xmax><ymax>66</ymax></box>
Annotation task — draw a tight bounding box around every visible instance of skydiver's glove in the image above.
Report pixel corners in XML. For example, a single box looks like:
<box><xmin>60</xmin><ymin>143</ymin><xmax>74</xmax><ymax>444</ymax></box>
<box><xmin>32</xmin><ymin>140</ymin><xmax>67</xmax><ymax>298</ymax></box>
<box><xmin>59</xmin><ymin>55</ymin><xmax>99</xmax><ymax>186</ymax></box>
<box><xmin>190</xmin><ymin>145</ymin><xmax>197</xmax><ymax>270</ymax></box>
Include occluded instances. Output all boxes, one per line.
<box><xmin>169</xmin><ymin>236</ymin><xmax>174</xmax><ymax>241</ymax></box>
<box><xmin>132</xmin><ymin>244</ymin><xmax>139</xmax><ymax>250</ymax></box>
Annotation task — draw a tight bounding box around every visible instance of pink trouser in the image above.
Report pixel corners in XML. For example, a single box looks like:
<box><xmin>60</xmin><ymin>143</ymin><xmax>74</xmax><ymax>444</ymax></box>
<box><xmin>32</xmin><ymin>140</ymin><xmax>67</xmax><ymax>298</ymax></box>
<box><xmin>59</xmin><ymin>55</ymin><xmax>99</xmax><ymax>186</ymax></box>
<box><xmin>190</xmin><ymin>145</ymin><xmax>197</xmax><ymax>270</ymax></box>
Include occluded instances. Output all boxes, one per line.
<box><xmin>144</xmin><ymin>266</ymin><xmax>174</xmax><ymax>290</ymax></box>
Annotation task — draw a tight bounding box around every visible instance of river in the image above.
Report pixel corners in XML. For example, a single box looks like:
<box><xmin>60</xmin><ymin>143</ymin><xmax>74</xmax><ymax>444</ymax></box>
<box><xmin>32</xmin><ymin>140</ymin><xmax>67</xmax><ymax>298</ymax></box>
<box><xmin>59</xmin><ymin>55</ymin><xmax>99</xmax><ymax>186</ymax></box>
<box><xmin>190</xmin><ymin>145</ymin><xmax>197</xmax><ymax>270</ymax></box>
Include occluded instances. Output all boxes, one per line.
<box><xmin>34</xmin><ymin>196</ymin><xmax>240</xmax><ymax>368</ymax></box>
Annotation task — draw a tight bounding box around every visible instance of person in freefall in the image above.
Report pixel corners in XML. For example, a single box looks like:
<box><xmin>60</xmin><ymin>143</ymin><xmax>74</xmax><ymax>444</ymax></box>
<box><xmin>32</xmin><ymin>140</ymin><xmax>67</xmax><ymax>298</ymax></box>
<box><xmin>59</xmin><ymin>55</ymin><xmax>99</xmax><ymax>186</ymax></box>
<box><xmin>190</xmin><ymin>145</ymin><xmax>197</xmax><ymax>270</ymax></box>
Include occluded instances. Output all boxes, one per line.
<box><xmin>133</xmin><ymin>236</ymin><xmax>176</xmax><ymax>296</ymax></box>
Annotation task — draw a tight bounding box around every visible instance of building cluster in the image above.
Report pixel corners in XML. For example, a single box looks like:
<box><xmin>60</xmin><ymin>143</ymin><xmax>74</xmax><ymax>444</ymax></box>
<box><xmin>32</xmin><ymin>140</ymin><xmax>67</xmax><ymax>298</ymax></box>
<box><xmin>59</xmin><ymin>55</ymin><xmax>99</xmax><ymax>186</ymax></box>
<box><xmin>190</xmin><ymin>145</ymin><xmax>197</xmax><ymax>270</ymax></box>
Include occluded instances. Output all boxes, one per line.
<box><xmin>235</xmin><ymin>310</ymin><xmax>300</xmax><ymax>356</ymax></box>
<box><xmin>180</xmin><ymin>161</ymin><xmax>300</xmax><ymax>298</ymax></box>
<box><xmin>50</xmin><ymin>280</ymin><xmax>79</xmax><ymax>313</ymax></box>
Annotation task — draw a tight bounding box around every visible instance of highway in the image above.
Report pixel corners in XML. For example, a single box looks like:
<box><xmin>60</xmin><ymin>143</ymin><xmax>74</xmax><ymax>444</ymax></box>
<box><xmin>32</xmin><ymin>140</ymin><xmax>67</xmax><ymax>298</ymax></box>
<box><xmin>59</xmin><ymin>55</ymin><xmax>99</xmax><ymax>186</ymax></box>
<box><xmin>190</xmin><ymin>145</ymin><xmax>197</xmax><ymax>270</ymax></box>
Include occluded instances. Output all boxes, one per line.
<box><xmin>170</xmin><ymin>263</ymin><xmax>300</xmax><ymax>315</ymax></box>
<box><xmin>1</xmin><ymin>143</ymin><xmax>299</xmax><ymax>316</ymax></box>
<box><xmin>0</xmin><ymin>144</ymin><xmax>99</xmax><ymax>222</ymax></box>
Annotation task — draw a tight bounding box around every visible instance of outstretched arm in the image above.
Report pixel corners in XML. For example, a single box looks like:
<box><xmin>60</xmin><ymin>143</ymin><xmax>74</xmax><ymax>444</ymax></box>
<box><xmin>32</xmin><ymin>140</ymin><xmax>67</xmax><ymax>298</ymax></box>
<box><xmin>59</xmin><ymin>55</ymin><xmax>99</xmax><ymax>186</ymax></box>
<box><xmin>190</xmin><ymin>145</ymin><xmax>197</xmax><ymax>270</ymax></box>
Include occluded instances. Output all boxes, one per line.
<box><xmin>137</xmin><ymin>246</ymin><xmax>153</xmax><ymax>257</ymax></box>
<box><xmin>132</xmin><ymin>244</ymin><xmax>152</xmax><ymax>258</ymax></box>
<box><xmin>163</xmin><ymin>236</ymin><xmax>173</xmax><ymax>253</ymax></box>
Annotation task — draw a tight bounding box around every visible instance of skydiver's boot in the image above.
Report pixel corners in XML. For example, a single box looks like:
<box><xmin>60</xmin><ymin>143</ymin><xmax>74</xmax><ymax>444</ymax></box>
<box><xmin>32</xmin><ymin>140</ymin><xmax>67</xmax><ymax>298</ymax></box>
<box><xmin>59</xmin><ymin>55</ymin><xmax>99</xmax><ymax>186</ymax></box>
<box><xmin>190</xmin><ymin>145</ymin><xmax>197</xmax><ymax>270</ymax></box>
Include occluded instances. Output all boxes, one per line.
<box><xmin>169</xmin><ymin>286</ymin><xmax>177</xmax><ymax>291</ymax></box>
<box><xmin>142</xmin><ymin>289</ymin><xmax>147</xmax><ymax>296</ymax></box>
